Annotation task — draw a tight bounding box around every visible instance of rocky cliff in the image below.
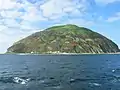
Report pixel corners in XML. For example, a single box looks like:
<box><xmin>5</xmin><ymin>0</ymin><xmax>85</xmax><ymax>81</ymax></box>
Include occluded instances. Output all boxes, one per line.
<box><xmin>7</xmin><ymin>24</ymin><xmax>120</xmax><ymax>54</ymax></box>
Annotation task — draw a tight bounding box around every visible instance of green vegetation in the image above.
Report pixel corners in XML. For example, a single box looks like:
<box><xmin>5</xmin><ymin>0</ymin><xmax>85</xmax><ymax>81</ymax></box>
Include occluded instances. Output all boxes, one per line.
<box><xmin>7</xmin><ymin>24</ymin><xmax>120</xmax><ymax>54</ymax></box>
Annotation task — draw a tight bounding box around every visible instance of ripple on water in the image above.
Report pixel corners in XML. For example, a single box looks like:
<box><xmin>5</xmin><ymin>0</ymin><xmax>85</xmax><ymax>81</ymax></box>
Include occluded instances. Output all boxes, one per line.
<box><xmin>69</xmin><ymin>78</ymin><xmax>99</xmax><ymax>83</ymax></box>
<box><xmin>1</xmin><ymin>71</ymin><xmax>8</xmax><ymax>74</ymax></box>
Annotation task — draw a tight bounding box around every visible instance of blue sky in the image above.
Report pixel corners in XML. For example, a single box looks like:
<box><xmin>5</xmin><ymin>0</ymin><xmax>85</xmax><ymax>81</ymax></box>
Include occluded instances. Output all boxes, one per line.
<box><xmin>0</xmin><ymin>0</ymin><xmax>120</xmax><ymax>53</ymax></box>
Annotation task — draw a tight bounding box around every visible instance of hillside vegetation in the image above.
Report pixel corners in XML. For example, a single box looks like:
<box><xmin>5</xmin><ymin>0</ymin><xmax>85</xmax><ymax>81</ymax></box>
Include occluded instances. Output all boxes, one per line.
<box><xmin>7</xmin><ymin>24</ymin><xmax>120</xmax><ymax>54</ymax></box>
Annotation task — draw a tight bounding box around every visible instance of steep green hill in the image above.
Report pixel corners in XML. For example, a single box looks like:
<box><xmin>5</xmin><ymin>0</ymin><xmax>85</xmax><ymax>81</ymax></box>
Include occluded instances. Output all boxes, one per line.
<box><xmin>7</xmin><ymin>24</ymin><xmax>120</xmax><ymax>54</ymax></box>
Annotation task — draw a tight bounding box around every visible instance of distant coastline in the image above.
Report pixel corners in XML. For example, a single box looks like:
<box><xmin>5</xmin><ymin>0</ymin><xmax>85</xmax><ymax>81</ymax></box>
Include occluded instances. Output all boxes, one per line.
<box><xmin>3</xmin><ymin>52</ymin><xmax>120</xmax><ymax>55</ymax></box>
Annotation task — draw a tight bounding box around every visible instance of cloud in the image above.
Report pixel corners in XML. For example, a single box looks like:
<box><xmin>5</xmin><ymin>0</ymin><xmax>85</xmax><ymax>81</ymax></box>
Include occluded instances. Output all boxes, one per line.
<box><xmin>0</xmin><ymin>0</ymin><xmax>89</xmax><ymax>28</ymax></box>
<box><xmin>0</xmin><ymin>0</ymin><xmax>17</xmax><ymax>10</ymax></box>
<box><xmin>0</xmin><ymin>26</ymin><xmax>39</xmax><ymax>53</ymax></box>
<box><xmin>53</xmin><ymin>18</ymin><xmax>94</xmax><ymax>28</ymax></box>
<box><xmin>118</xmin><ymin>45</ymin><xmax>120</xmax><ymax>49</ymax></box>
<box><xmin>40</xmin><ymin>0</ymin><xmax>88</xmax><ymax>19</ymax></box>
<box><xmin>0</xmin><ymin>9</ymin><xmax>23</xmax><ymax>18</ymax></box>
<box><xmin>0</xmin><ymin>0</ymin><xmax>41</xmax><ymax>28</ymax></box>
<box><xmin>21</xmin><ymin>6</ymin><xmax>46</xmax><ymax>21</ymax></box>
<box><xmin>106</xmin><ymin>12</ymin><xmax>120</xmax><ymax>22</ymax></box>
<box><xmin>0</xmin><ymin>0</ymin><xmax>43</xmax><ymax>52</ymax></box>
<box><xmin>95</xmin><ymin>0</ymin><xmax>120</xmax><ymax>5</ymax></box>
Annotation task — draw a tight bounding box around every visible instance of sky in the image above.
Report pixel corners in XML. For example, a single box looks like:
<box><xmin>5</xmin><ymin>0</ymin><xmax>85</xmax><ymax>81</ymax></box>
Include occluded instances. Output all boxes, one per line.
<box><xmin>0</xmin><ymin>0</ymin><xmax>120</xmax><ymax>53</ymax></box>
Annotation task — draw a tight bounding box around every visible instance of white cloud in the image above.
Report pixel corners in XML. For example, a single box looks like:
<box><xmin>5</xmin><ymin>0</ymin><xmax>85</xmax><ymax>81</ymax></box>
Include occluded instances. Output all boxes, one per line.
<box><xmin>106</xmin><ymin>12</ymin><xmax>120</xmax><ymax>22</ymax></box>
<box><xmin>0</xmin><ymin>0</ymin><xmax>44</xmax><ymax>53</ymax></box>
<box><xmin>0</xmin><ymin>25</ymin><xmax>7</xmax><ymax>31</ymax></box>
<box><xmin>54</xmin><ymin>18</ymin><xmax>94</xmax><ymax>28</ymax></box>
<box><xmin>40</xmin><ymin>0</ymin><xmax>70</xmax><ymax>17</ymax></box>
<box><xmin>118</xmin><ymin>45</ymin><xmax>120</xmax><ymax>49</ymax></box>
<box><xmin>21</xmin><ymin>6</ymin><xmax>46</xmax><ymax>21</ymax></box>
<box><xmin>40</xmin><ymin>0</ymin><xmax>87</xmax><ymax>19</ymax></box>
<box><xmin>0</xmin><ymin>0</ymin><xmax>44</xmax><ymax>28</ymax></box>
<box><xmin>4</xmin><ymin>18</ymin><xmax>21</xmax><ymax>27</ymax></box>
<box><xmin>95</xmin><ymin>0</ymin><xmax>120</xmax><ymax>5</ymax></box>
<box><xmin>0</xmin><ymin>0</ymin><xmax>89</xmax><ymax>28</ymax></box>
<box><xmin>0</xmin><ymin>27</ymin><xmax>39</xmax><ymax>53</ymax></box>
<box><xmin>67</xmin><ymin>19</ymin><xmax>94</xmax><ymax>27</ymax></box>
<box><xmin>0</xmin><ymin>0</ymin><xmax>17</xmax><ymax>10</ymax></box>
<box><xmin>20</xmin><ymin>20</ymin><xmax>38</xmax><ymax>29</ymax></box>
<box><xmin>70</xmin><ymin>9</ymin><xmax>85</xmax><ymax>17</ymax></box>
<box><xmin>0</xmin><ymin>10</ymin><xmax>23</xmax><ymax>18</ymax></box>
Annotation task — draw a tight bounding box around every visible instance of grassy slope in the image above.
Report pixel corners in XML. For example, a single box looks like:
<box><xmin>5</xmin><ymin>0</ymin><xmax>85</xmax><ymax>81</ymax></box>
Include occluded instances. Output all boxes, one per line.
<box><xmin>7</xmin><ymin>24</ymin><xmax>120</xmax><ymax>54</ymax></box>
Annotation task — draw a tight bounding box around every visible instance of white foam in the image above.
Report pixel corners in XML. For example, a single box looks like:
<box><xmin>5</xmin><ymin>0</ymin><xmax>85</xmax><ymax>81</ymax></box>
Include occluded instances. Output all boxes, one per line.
<box><xmin>13</xmin><ymin>77</ymin><xmax>30</xmax><ymax>85</ymax></box>
<box><xmin>39</xmin><ymin>80</ymin><xmax>45</xmax><ymax>83</ymax></box>
<box><xmin>112</xmin><ymin>69</ymin><xmax>115</xmax><ymax>72</ymax></box>
<box><xmin>52</xmin><ymin>86</ymin><xmax>62</xmax><ymax>89</ymax></box>
<box><xmin>89</xmin><ymin>83</ymin><xmax>101</xmax><ymax>86</ymax></box>
<box><xmin>70</xmin><ymin>78</ymin><xmax>75</xmax><ymax>81</ymax></box>
<box><xmin>21</xmin><ymin>81</ymin><xmax>26</xmax><ymax>85</ymax></box>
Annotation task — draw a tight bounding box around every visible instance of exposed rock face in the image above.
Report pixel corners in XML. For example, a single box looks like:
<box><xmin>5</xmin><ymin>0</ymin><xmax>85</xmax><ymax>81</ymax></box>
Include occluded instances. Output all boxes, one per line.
<box><xmin>7</xmin><ymin>24</ymin><xmax>120</xmax><ymax>54</ymax></box>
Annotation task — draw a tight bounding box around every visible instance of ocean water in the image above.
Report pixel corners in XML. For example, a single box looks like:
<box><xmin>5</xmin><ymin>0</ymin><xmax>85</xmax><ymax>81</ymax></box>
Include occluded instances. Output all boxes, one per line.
<box><xmin>0</xmin><ymin>54</ymin><xmax>120</xmax><ymax>90</ymax></box>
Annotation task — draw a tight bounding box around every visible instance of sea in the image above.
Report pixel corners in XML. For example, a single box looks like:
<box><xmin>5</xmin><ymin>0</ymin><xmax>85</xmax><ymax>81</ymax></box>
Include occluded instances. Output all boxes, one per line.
<box><xmin>0</xmin><ymin>54</ymin><xmax>120</xmax><ymax>90</ymax></box>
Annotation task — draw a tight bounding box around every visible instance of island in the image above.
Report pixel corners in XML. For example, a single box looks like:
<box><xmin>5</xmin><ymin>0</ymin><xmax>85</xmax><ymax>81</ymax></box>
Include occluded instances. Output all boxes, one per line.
<box><xmin>7</xmin><ymin>24</ymin><xmax>120</xmax><ymax>54</ymax></box>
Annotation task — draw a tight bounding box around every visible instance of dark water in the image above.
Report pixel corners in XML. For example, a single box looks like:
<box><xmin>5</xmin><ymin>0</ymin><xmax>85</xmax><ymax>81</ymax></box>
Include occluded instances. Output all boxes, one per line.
<box><xmin>0</xmin><ymin>54</ymin><xmax>120</xmax><ymax>90</ymax></box>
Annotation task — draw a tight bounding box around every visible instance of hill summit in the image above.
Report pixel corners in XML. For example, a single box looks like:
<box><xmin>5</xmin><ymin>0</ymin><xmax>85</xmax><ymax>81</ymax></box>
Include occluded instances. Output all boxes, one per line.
<box><xmin>7</xmin><ymin>24</ymin><xmax>120</xmax><ymax>54</ymax></box>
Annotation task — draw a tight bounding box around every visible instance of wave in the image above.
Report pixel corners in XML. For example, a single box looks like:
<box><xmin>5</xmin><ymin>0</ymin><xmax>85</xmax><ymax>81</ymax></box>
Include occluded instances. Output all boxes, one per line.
<box><xmin>13</xmin><ymin>77</ymin><xmax>30</xmax><ymax>84</ymax></box>
<box><xmin>0</xmin><ymin>76</ymin><xmax>30</xmax><ymax>84</ymax></box>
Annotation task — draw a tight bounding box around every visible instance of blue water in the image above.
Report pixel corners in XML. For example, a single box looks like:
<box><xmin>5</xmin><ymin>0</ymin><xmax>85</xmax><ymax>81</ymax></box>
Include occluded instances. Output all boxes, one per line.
<box><xmin>0</xmin><ymin>54</ymin><xmax>120</xmax><ymax>90</ymax></box>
